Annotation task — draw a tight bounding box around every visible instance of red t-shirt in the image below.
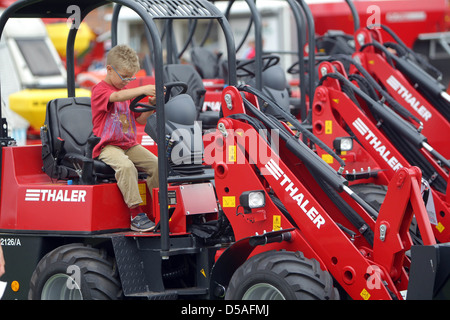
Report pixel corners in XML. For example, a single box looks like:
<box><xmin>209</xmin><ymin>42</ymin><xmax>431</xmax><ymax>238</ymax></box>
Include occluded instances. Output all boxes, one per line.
<box><xmin>91</xmin><ymin>80</ymin><xmax>139</xmax><ymax>158</ymax></box>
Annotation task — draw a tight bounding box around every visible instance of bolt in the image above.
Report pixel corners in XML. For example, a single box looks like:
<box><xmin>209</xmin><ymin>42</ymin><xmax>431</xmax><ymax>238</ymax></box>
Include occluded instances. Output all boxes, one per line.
<box><xmin>224</xmin><ymin>93</ymin><xmax>233</xmax><ymax>110</ymax></box>
<box><xmin>356</xmin><ymin>33</ymin><xmax>365</xmax><ymax>46</ymax></box>
<box><xmin>218</xmin><ymin>122</ymin><xmax>228</xmax><ymax>137</ymax></box>
<box><xmin>379</xmin><ymin>224</ymin><xmax>387</xmax><ymax>241</ymax></box>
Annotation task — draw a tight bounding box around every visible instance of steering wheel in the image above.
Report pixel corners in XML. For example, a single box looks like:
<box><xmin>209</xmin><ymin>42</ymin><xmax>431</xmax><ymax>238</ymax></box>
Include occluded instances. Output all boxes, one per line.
<box><xmin>236</xmin><ymin>55</ymin><xmax>280</xmax><ymax>78</ymax></box>
<box><xmin>287</xmin><ymin>60</ymin><xmax>300</xmax><ymax>75</ymax></box>
<box><xmin>129</xmin><ymin>81</ymin><xmax>188</xmax><ymax>112</ymax></box>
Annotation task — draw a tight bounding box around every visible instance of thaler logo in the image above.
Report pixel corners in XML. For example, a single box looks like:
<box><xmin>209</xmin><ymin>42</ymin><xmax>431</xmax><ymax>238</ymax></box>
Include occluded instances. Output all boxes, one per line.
<box><xmin>25</xmin><ymin>189</ymin><xmax>87</xmax><ymax>202</ymax></box>
<box><xmin>386</xmin><ymin>75</ymin><xmax>431</xmax><ymax>121</ymax></box>
<box><xmin>264</xmin><ymin>159</ymin><xmax>326</xmax><ymax>229</ymax></box>
<box><xmin>352</xmin><ymin>118</ymin><xmax>403</xmax><ymax>171</ymax></box>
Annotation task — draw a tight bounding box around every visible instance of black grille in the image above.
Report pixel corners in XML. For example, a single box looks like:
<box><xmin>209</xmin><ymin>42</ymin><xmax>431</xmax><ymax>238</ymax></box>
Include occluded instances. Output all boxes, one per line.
<box><xmin>135</xmin><ymin>0</ymin><xmax>219</xmax><ymax>18</ymax></box>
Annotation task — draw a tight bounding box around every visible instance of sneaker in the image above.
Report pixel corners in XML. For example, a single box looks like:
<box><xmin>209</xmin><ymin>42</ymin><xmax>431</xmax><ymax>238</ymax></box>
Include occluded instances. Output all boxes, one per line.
<box><xmin>131</xmin><ymin>213</ymin><xmax>155</xmax><ymax>232</ymax></box>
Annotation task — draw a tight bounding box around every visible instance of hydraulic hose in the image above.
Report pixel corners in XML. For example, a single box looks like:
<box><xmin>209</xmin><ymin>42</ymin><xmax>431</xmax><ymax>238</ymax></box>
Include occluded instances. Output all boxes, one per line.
<box><xmin>239</xmin><ymin>85</ymin><xmax>346</xmax><ymax>169</ymax></box>
<box><xmin>239</xmin><ymin>94</ymin><xmax>379</xmax><ymax>235</ymax></box>
<box><xmin>330</xmin><ymin>54</ymin><xmax>423</xmax><ymax>129</ymax></box>
<box><xmin>241</xmin><ymin>95</ymin><xmax>348</xmax><ymax>192</ymax></box>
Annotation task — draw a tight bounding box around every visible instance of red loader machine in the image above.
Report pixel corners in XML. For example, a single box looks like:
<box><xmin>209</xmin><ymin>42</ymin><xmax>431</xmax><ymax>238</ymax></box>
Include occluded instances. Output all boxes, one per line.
<box><xmin>352</xmin><ymin>25</ymin><xmax>450</xmax><ymax>160</ymax></box>
<box><xmin>311</xmin><ymin>0</ymin><xmax>450</xmax><ymax>160</ymax></box>
<box><xmin>1</xmin><ymin>0</ymin><xmax>450</xmax><ymax>301</ymax></box>
<box><xmin>212</xmin><ymin>83</ymin><xmax>450</xmax><ymax>300</ymax></box>
<box><xmin>311</xmin><ymin>61</ymin><xmax>450</xmax><ymax>243</ymax></box>
<box><xmin>315</xmin><ymin>29</ymin><xmax>450</xmax><ymax>243</ymax></box>
<box><xmin>285</xmin><ymin>0</ymin><xmax>450</xmax><ymax>245</ymax></box>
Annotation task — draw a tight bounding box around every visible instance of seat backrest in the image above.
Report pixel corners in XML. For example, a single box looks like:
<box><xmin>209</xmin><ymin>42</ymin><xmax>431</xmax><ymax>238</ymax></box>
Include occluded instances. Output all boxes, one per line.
<box><xmin>190</xmin><ymin>47</ymin><xmax>220</xmax><ymax>79</ymax></box>
<box><xmin>41</xmin><ymin>97</ymin><xmax>95</xmax><ymax>180</ymax></box>
<box><xmin>247</xmin><ymin>65</ymin><xmax>291</xmax><ymax>116</ymax></box>
<box><xmin>163</xmin><ymin>64</ymin><xmax>206</xmax><ymax>108</ymax></box>
<box><xmin>46</xmin><ymin>97</ymin><xmax>93</xmax><ymax>156</ymax></box>
<box><xmin>145</xmin><ymin>93</ymin><xmax>204</xmax><ymax>174</ymax></box>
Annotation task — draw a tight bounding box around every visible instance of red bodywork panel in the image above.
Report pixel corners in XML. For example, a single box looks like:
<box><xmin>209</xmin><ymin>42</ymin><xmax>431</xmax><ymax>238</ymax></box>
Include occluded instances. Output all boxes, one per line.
<box><xmin>0</xmin><ymin>145</ymin><xmax>134</xmax><ymax>232</ymax></box>
<box><xmin>310</xmin><ymin>0</ymin><xmax>449</xmax><ymax>48</ymax></box>
<box><xmin>153</xmin><ymin>183</ymin><xmax>218</xmax><ymax>234</ymax></box>
<box><xmin>0</xmin><ymin>144</ymin><xmax>218</xmax><ymax>235</ymax></box>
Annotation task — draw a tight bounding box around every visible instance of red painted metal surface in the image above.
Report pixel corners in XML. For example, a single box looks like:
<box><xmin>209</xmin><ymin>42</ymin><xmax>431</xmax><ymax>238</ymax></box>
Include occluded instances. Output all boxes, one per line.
<box><xmin>310</xmin><ymin>0</ymin><xmax>449</xmax><ymax>48</ymax></box>
<box><xmin>0</xmin><ymin>145</ymin><xmax>139</xmax><ymax>232</ymax></box>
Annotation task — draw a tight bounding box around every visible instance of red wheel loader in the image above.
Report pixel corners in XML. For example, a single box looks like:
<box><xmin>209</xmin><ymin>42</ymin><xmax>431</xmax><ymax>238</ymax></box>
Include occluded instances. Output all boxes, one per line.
<box><xmin>311</xmin><ymin>60</ymin><xmax>450</xmax><ymax>243</ymax></box>
<box><xmin>0</xmin><ymin>0</ymin><xmax>449</xmax><ymax>301</ymax></box>
<box><xmin>282</xmin><ymin>0</ymin><xmax>450</xmax><ymax>245</ymax></box>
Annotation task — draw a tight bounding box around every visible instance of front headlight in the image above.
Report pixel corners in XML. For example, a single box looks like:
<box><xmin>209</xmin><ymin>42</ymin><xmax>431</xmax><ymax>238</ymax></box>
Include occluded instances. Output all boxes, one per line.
<box><xmin>333</xmin><ymin>137</ymin><xmax>353</xmax><ymax>153</ymax></box>
<box><xmin>240</xmin><ymin>190</ymin><xmax>266</xmax><ymax>210</ymax></box>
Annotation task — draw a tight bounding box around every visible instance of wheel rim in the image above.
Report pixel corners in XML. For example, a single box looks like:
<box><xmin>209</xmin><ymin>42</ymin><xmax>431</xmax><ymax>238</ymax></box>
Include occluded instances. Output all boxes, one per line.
<box><xmin>242</xmin><ymin>283</ymin><xmax>286</xmax><ymax>300</ymax></box>
<box><xmin>41</xmin><ymin>273</ymin><xmax>83</xmax><ymax>300</ymax></box>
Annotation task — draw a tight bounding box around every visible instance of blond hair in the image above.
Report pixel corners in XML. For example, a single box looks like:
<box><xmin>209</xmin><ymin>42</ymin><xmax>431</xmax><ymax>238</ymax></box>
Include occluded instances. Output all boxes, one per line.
<box><xmin>106</xmin><ymin>44</ymin><xmax>140</xmax><ymax>74</ymax></box>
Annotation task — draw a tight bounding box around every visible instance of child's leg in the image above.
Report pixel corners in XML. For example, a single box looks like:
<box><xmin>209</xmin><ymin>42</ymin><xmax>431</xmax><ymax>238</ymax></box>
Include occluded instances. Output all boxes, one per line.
<box><xmin>98</xmin><ymin>145</ymin><xmax>142</xmax><ymax>209</ymax></box>
<box><xmin>126</xmin><ymin>144</ymin><xmax>159</xmax><ymax>196</ymax></box>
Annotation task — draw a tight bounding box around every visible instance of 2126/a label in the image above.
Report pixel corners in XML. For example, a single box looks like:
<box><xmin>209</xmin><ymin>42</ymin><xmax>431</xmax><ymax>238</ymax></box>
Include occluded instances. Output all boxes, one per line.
<box><xmin>0</xmin><ymin>238</ymin><xmax>22</xmax><ymax>246</ymax></box>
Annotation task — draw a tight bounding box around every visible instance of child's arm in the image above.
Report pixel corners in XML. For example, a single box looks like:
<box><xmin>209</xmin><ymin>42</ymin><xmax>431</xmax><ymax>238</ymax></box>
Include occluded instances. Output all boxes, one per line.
<box><xmin>109</xmin><ymin>84</ymin><xmax>156</xmax><ymax>103</ymax></box>
<box><xmin>136</xmin><ymin>111</ymin><xmax>154</xmax><ymax>125</ymax></box>
<box><xmin>135</xmin><ymin>95</ymin><xmax>156</xmax><ymax>125</ymax></box>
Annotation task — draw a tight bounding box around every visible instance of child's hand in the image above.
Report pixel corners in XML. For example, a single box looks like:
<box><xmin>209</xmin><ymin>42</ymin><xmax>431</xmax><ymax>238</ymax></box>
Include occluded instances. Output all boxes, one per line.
<box><xmin>148</xmin><ymin>95</ymin><xmax>156</xmax><ymax>106</ymax></box>
<box><xmin>143</xmin><ymin>84</ymin><xmax>156</xmax><ymax>98</ymax></box>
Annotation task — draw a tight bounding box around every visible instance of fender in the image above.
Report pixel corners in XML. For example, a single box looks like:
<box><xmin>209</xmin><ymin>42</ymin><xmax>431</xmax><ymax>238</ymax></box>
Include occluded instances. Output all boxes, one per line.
<box><xmin>209</xmin><ymin>229</ymin><xmax>294</xmax><ymax>298</ymax></box>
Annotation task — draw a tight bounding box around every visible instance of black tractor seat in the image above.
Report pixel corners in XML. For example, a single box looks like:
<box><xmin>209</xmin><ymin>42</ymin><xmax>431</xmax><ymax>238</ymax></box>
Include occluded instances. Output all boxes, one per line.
<box><xmin>163</xmin><ymin>64</ymin><xmax>220</xmax><ymax>130</ymax></box>
<box><xmin>41</xmin><ymin>97</ymin><xmax>116</xmax><ymax>184</ymax></box>
<box><xmin>144</xmin><ymin>93</ymin><xmax>214</xmax><ymax>182</ymax></box>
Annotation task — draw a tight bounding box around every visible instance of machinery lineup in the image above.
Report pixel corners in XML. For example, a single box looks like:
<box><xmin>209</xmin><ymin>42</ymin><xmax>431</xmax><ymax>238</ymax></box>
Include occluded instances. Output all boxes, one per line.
<box><xmin>0</xmin><ymin>0</ymin><xmax>450</xmax><ymax>301</ymax></box>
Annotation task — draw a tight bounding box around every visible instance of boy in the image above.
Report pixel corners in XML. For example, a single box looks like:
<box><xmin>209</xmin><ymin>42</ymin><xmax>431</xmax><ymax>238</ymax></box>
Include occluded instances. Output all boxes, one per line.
<box><xmin>91</xmin><ymin>44</ymin><xmax>158</xmax><ymax>232</ymax></box>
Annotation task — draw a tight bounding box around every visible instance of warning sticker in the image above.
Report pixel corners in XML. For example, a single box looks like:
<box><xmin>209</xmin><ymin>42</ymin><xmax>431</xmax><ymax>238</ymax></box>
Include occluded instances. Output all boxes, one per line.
<box><xmin>321</xmin><ymin>154</ymin><xmax>334</xmax><ymax>164</ymax></box>
<box><xmin>138</xmin><ymin>183</ymin><xmax>147</xmax><ymax>205</ymax></box>
<box><xmin>273</xmin><ymin>215</ymin><xmax>281</xmax><ymax>231</ymax></box>
<box><xmin>228</xmin><ymin>145</ymin><xmax>236</xmax><ymax>163</ymax></box>
<box><xmin>325</xmin><ymin>120</ymin><xmax>332</xmax><ymax>134</ymax></box>
<box><xmin>222</xmin><ymin>196</ymin><xmax>236</xmax><ymax>208</ymax></box>
<box><xmin>360</xmin><ymin>288</ymin><xmax>371</xmax><ymax>300</ymax></box>
<box><xmin>436</xmin><ymin>222</ymin><xmax>445</xmax><ymax>233</ymax></box>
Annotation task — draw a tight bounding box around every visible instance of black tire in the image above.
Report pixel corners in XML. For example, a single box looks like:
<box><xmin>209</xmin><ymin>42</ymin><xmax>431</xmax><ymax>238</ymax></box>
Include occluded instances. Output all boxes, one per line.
<box><xmin>352</xmin><ymin>183</ymin><xmax>422</xmax><ymax>244</ymax></box>
<box><xmin>225</xmin><ymin>250</ymin><xmax>339</xmax><ymax>300</ymax></box>
<box><xmin>28</xmin><ymin>243</ymin><xmax>122</xmax><ymax>300</ymax></box>
<box><xmin>350</xmin><ymin>183</ymin><xmax>387</xmax><ymax>214</ymax></box>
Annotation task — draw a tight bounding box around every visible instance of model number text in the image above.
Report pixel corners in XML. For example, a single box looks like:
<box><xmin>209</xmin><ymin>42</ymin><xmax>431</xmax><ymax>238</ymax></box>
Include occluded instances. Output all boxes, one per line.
<box><xmin>0</xmin><ymin>238</ymin><xmax>22</xmax><ymax>246</ymax></box>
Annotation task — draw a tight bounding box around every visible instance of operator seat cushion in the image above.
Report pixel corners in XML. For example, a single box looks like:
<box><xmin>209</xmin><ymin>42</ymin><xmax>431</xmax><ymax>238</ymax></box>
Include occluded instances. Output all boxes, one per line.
<box><xmin>145</xmin><ymin>93</ymin><xmax>204</xmax><ymax>174</ymax></box>
<box><xmin>42</xmin><ymin>96</ymin><xmax>114</xmax><ymax>180</ymax></box>
<box><xmin>163</xmin><ymin>64</ymin><xmax>219</xmax><ymax>128</ymax></box>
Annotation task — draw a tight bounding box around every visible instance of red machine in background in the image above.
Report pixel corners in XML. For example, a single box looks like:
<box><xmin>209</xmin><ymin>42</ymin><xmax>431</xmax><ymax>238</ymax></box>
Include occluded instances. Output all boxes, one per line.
<box><xmin>310</xmin><ymin>0</ymin><xmax>450</xmax><ymax>48</ymax></box>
